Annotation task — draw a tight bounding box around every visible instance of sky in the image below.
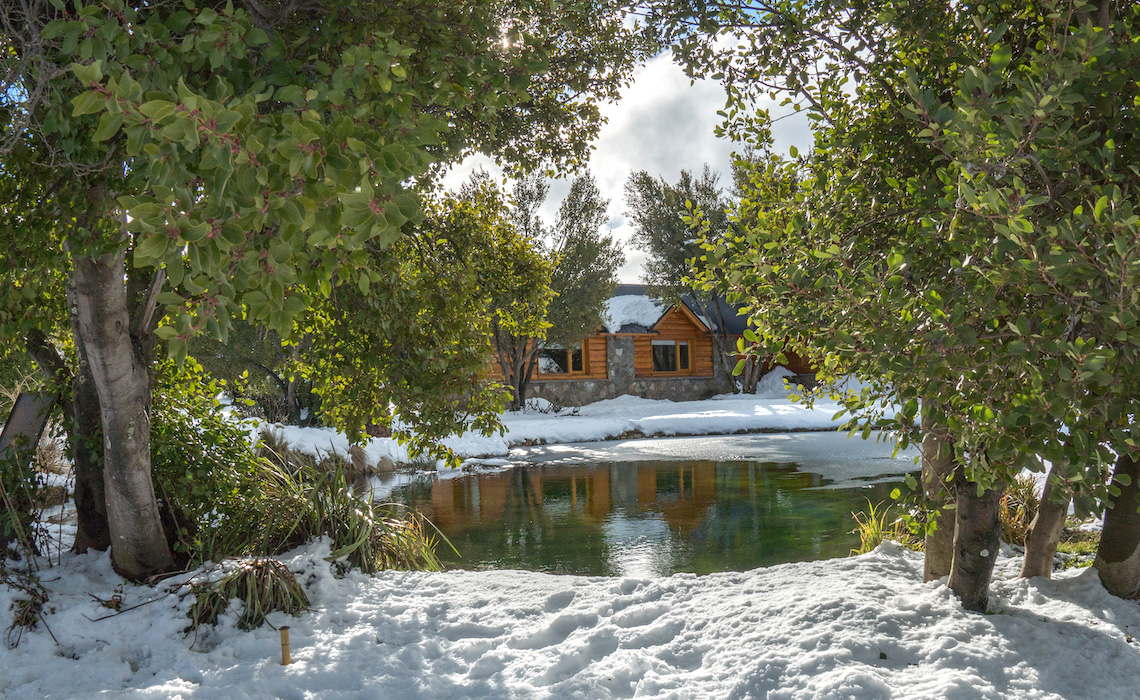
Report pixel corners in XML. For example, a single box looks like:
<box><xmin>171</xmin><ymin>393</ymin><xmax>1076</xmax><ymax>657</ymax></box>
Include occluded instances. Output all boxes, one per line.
<box><xmin>443</xmin><ymin>51</ymin><xmax>814</xmax><ymax>283</ymax></box>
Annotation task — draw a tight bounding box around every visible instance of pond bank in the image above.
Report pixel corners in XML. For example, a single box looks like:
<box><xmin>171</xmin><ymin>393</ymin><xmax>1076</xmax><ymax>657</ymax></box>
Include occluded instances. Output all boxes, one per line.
<box><xmin>267</xmin><ymin>392</ymin><xmax>887</xmax><ymax>470</ymax></box>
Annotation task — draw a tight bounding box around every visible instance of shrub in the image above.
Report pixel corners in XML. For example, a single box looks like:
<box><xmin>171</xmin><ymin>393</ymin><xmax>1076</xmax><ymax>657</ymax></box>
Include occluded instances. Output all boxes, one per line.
<box><xmin>152</xmin><ymin>358</ymin><xmax>443</xmax><ymax>575</ymax></box>
<box><xmin>150</xmin><ymin>359</ymin><xmax>268</xmax><ymax>562</ymax></box>
<box><xmin>0</xmin><ymin>449</ymin><xmax>47</xmax><ymax>562</ymax></box>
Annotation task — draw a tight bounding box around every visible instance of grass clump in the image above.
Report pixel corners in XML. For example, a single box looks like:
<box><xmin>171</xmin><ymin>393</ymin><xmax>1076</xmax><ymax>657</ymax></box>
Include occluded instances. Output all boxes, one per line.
<box><xmin>202</xmin><ymin>460</ymin><xmax>444</xmax><ymax>575</ymax></box>
<box><xmin>1056</xmin><ymin>523</ymin><xmax>1100</xmax><ymax>569</ymax></box>
<box><xmin>186</xmin><ymin>558</ymin><xmax>309</xmax><ymax>637</ymax></box>
<box><xmin>851</xmin><ymin>501</ymin><xmax>918</xmax><ymax>554</ymax></box>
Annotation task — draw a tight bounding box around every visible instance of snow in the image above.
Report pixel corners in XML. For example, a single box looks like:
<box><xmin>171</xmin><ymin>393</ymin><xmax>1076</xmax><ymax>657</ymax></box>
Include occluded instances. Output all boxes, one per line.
<box><xmin>602</xmin><ymin>295</ymin><xmax>664</xmax><ymax>333</ymax></box>
<box><xmin>752</xmin><ymin>365</ymin><xmax>799</xmax><ymax>398</ymax></box>
<box><xmin>259</xmin><ymin>382</ymin><xmax>871</xmax><ymax>471</ymax></box>
<box><xmin>2</xmin><ymin>540</ymin><xmax>1135</xmax><ymax>699</ymax></box>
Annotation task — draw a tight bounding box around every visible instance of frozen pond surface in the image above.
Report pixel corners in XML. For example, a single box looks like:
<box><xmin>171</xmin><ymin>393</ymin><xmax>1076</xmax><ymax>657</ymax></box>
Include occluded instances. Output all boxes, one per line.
<box><xmin>511</xmin><ymin>432</ymin><xmax>916</xmax><ymax>488</ymax></box>
<box><xmin>382</xmin><ymin>432</ymin><xmax>918</xmax><ymax>576</ymax></box>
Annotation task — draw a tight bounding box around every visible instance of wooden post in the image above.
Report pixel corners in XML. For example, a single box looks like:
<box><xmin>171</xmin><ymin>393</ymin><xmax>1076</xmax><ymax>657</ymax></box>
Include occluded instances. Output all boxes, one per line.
<box><xmin>280</xmin><ymin>626</ymin><xmax>291</xmax><ymax>665</ymax></box>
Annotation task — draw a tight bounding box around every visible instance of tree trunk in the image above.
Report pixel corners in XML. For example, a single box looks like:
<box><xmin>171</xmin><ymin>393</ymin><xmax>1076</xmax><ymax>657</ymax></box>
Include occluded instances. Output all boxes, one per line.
<box><xmin>947</xmin><ymin>470</ymin><xmax>1004</xmax><ymax>613</ymax></box>
<box><xmin>741</xmin><ymin>354</ymin><xmax>762</xmax><ymax>394</ymax></box>
<box><xmin>70</xmin><ymin>358</ymin><xmax>110</xmax><ymax>553</ymax></box>
<box><xmin>71</xmin><ymin>252</ymin><xmax>172</xmax><ymax>579</ymax></box>
<box><xmin>1094</xmin><ymin>453</ymin><xmax>1140</xmax><ymax>598</ymax></box>
<box><xmin>921</xmin><ymin>401</ymin><xmax>957</xmax><ymax>581</ymax></box>
<box><xmin>1020</xmin><ymin>468</ymin><xmax>1070</xmax><ymax>579</ymax></box>
<box><xmin>25</xmin><ymin>327</ymin><xmax>110</xmax><ymax>552</ymax></box>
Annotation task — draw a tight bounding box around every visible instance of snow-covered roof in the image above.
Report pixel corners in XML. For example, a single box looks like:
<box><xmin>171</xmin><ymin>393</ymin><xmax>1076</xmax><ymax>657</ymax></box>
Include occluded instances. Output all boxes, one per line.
<box><xmin>601</xmin><ymin>294</ymin><xmax>665</xmax><ymax>333</ymax></box>
<box><xmin>598</xmin><ymin>284</ymin><xmax>748</xmax><ymax>336</ymax></box>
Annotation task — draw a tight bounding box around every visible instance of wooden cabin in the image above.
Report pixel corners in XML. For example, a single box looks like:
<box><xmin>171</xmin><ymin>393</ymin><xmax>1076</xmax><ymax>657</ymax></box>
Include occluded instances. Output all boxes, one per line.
<box><xmin>489</xmin><ymin>284</ymin><xmax>816</xmax><ymax>405</ymax></box>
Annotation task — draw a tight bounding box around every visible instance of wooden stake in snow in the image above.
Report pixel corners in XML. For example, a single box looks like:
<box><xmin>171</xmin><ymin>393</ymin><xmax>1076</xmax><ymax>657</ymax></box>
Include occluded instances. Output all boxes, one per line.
<box><xmin>280</xmin><ymin>626</ymin><xmax>291</xmax><ymax>665</ymax></box>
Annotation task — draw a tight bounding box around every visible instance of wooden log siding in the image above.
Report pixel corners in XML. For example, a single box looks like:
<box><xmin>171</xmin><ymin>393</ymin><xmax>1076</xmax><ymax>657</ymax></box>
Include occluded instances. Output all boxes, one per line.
<box><xmin>634</xmin><ymin>306</ymin><xmax>715</xmax><ymax>378</ymax></box>
<box><xmin>535</xmin><ymin>336</ymin><xmax>607</xmax><ymax>381</ymax></box>
<box><xmin>486</xmin><ymin>336</ymin><xmax>608</xmax><ymax>381</ymax></box>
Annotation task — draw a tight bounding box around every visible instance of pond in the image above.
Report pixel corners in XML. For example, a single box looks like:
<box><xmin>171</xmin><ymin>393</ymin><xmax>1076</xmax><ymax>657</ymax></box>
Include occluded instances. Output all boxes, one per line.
<box><xmin>383</xmin><ymin>433</ymin><xmax>917</xmax><ymax>577</ymax></box>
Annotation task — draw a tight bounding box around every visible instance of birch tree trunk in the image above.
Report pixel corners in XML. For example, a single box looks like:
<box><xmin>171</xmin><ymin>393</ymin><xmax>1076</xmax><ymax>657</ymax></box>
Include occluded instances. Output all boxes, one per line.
<box><xmin>71</xmin><ymin>252</ymin><xmax>172</xmax><ymax>579</ymax></box>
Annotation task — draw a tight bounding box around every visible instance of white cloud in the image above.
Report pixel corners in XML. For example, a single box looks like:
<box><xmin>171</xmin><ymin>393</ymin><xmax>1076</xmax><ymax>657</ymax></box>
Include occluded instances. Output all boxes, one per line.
<box><xmin>443</xmin><ymin>52</ymin><xmax>813</xmax><ymax>283</ymax></box>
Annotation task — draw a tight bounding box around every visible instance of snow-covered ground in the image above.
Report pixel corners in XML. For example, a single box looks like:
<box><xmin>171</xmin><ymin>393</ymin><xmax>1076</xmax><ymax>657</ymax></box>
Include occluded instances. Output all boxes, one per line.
<box><xmin>269</xmin><ymin>375</ymin><xmax>873</xmax><ymax>468</ymax></box>
<box><xmin>1</xmin><ymin>540</ymin><xmax>1135</xmax><ymax>700</ymax></box>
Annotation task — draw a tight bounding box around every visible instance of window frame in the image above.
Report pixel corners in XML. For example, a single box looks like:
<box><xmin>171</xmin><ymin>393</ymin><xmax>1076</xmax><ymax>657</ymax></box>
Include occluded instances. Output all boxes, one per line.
<box><xmin>536</xmin><ymin>341</ymin><xmax>588</xmax><ymax>377</ymax></box>
<box><xmin>651</xmin><ymin>339</ymin><xmax>693</xmax><ymax>374</ymax></box>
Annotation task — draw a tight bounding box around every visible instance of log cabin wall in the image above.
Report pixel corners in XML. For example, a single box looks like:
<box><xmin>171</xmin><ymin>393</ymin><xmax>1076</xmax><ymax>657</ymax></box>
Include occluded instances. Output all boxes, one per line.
<box><xmin>486</xmin><ymin>336</ymin><xmax>608</xmax><ymax>382</ymax></box>
<box><xmin>633</xmin><ymin>306</ymin><xmax>714</xmax><ymax>378</ymax></box>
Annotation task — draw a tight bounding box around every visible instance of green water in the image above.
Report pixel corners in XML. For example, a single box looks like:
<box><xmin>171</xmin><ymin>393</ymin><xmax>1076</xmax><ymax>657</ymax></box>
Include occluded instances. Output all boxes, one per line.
<box><xmin>390</xmin><ymin>459</ymin><xmax>907</xmax><ymax>577</ymax></box>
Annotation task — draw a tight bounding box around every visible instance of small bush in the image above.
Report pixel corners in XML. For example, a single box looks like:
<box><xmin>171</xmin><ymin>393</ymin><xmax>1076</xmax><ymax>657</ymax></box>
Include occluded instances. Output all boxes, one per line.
<box><xmin>0</xmin><ymin>566</ymin><xmax>49</xmax><ymax>648</ymax></box>
<box><xmin>0</xmin><ymin>449</ymin><xmax>47</xmax><ymax>561</ymax></box>
<box><xmin>999</xmin><ymin>475</ymin><xmax>1041</xmax><ymax>547</ymax></box>
<box><xmin>152</xmin><ymin>360</ymin><xmax>441</xmax><ymax>575</ymax></box>
<box><xmin>150</xmin><ymin>359</ymin><xmax>268</xmax><ymax>563</ymax></box>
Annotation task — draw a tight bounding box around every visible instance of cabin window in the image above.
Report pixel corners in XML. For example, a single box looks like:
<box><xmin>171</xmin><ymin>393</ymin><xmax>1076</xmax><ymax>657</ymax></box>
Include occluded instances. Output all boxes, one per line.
<box><xmin>652</xmin><ymin>340</ymin><xmax>690</xmax><ymax>372</ymax></box>
<box><xmin>538</xmin><ymin>344</ymin><xmax>584</xmax><ymax>374</ymax></box>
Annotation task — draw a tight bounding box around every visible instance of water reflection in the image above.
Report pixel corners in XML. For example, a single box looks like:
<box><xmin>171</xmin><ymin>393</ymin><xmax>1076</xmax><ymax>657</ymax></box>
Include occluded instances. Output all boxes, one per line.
<box><xmin>391</xmin><ymin>460</ymin><xmax>906</xmax><ymax>577</ymax></box>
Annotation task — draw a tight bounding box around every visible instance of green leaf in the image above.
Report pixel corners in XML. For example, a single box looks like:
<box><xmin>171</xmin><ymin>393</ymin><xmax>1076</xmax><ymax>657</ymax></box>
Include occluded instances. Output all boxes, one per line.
<box><xmin>1094</xmin><ymin>195</ymin><xmax>1109</xmax><ymax>222</ymax></box>
<box><xmin>134</xmin><ymin>234</ymin><xmax>169</xmax><ymax>263</ymax></box>
<box><xmin>990</xmin><ymin>44</ymin><xmax>1012</xmax><ymax>71</ymax></box>
<box><xmin>92</xmin><ymin>112</ymin><xmax>124</xmax><ymax>142</ymax></box>
<box><xmin>70</xmin><ymin>60</ymin><xmax>104</xmax><ymax>84</ymax></box>
<box><xmin>72</xmin><ymin>90</ymin><xmax>105</xmax><ymax>116</ymax></box>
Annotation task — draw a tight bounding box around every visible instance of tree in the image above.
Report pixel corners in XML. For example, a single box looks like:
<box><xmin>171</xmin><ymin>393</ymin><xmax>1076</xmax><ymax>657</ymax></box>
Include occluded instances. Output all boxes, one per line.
<box><xmin>190</xmin><ymin>321</ymin><xmax>319</xmax><ymax>426</ymax></box>
<box><xmin>1</xmin><ymin>0</ymin><xmax>651</xmax><ymax>578</ymax></box>
<box><xmin>313</xmin><ymin>180</ymin><xmax>551</xmax><ymax>459</ymax></box>
<box><xmin>625</xmin><ymin>166</ymin><xmax>743</xmax><ymax>389</ymax></box>
<box><xmin>626</xmin><ymin>166</ymin><xmax>729</xmax><ymax>301</ymax></box>
<box><xmin>654</xmin><ymin>0</ymin><xmax>1140</xmax><ymax>609</ymax></box>
<box><xmin>491</xmin><ymin>173</ymin><xmax>624</xmax><ymax>409</ymax></box>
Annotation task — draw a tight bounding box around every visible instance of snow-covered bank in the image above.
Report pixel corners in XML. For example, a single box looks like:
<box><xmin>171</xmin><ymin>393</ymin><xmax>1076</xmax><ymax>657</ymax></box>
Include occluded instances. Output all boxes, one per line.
<box><xmin>266</xmin><ymin>391</ymin><xmax>870</xmax><ymax>468</ymax></box>
<box><xmin>1</xmin><ymin>541</ymin><xmax>1134</xmax><ymax>699</ymax></box>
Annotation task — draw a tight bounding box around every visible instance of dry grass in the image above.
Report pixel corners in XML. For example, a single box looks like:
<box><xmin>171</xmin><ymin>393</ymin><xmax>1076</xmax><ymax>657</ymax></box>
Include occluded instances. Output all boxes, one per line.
<box><xmin>258</xmin><ymin>428</ymin><xmax>374</xmax><ymax>484</ymax></box>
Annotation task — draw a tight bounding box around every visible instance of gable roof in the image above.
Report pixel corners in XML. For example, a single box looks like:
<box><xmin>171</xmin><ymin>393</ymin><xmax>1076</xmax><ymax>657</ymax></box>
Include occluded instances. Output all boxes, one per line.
<box><xmin>600</xmin><ymin>284</ymin><xmax>749</xmax><ymax>336</ymax></box>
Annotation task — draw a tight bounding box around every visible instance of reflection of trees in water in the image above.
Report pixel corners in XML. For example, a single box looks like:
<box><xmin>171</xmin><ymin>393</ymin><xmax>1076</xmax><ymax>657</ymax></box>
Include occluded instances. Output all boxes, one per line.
<box><xmin>391</xmin><ymin>460</ymin><xmax>908</xmax><ymax>576</ymax></box>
